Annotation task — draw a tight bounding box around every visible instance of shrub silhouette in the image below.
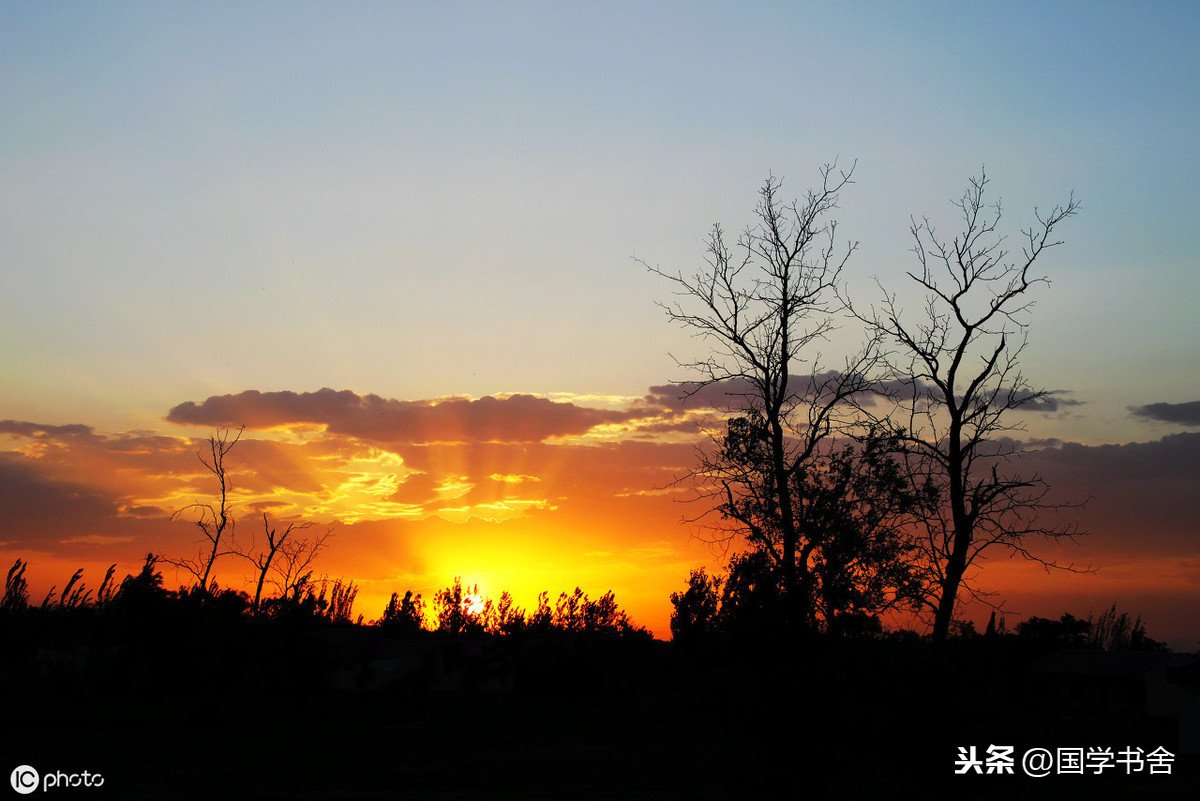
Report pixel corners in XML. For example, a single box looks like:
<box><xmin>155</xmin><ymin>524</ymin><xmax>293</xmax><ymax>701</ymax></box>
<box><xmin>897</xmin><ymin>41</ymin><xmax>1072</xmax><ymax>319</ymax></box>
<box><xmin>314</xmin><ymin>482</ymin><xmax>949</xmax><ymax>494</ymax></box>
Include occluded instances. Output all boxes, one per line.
<box><xmin>378</xmin><ymin>590</ymin><xmax>425</xmax><ymax>634</ymax></box>
<box><xmin>2</xmin><ymin>558</ymin><xmax>30</xmax><ymax>612</ymax></box>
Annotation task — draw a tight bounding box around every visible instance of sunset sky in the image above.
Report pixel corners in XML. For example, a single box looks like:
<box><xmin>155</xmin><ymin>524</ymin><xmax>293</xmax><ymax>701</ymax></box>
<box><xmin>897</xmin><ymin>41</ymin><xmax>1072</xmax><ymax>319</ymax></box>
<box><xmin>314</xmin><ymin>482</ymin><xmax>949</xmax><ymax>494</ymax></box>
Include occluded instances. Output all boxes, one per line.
<box><xmin>2</xmin><ymin>2</ymin><xmax>1198</xmax><ymax>645</ymax></box>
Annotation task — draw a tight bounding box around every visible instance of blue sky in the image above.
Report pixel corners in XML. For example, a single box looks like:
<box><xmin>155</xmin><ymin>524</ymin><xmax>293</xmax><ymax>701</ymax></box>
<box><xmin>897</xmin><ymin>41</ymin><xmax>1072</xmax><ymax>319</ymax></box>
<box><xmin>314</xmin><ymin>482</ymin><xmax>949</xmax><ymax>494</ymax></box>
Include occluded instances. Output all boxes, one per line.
<box><xmin>2</xmin><ymin>2</ymin><xmax>1199</xmax><ymax>640</ymax></box>
<box><xmin>3</xmin><ymin>1</ymin><xmax>1197</xmax><ymax>441</ymax></box>
<box><xmin>4</xmin><ymin>1</ymin><xmax>1195</xmax><ymax>431</ymax></box>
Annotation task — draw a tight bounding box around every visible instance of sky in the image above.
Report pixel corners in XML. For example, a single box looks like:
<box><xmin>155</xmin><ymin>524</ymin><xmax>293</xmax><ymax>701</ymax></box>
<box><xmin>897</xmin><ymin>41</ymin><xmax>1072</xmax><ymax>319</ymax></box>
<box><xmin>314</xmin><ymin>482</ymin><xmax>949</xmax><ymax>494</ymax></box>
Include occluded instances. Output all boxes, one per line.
<box><xmin>2</xmin><ymin>1</ymin><xmax>1198</xmax><ymax>645</ymax></box>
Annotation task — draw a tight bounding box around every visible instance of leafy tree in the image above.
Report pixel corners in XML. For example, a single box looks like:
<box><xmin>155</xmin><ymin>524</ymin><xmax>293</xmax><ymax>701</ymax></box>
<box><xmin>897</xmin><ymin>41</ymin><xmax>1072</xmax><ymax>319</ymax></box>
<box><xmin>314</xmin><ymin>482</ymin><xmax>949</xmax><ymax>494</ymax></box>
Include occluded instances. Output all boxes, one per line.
<box><xmin>489</xmin><ymin>591</ymin><xmax>526</xmax><ymax>635</ymax></box>
<box><xmin>527</xmin><ymin>591</ymin><xmax>554</xmax><ymax>634</ymax></box>
<box><xmin>379</xmin><ymin>590</ymin><xmax>426</xmax><ymax>634</ymax></box>
<box><xmin>257</xmin><ymin>572</ymin><xmax>325</xmax><ymax>623</ymax></box>
<box><xmin>1015</xmin><ymin>613</ymin><xmax>1090</xmax><ymax>648</ymax></box>
<box><xmin>669</xmin><ymin>568</ymin><xmax>723</xmax><ymax>645</ymax></box>
<box><xmin>1087</xmin><ymin>605</ymin><xmax>1166</xmax><ymax>652</ymax></box>
<box><xmin>120</xmin><ymin>552</ymin><xmax>166</xmax><ymax>597</ymax></box>
<box><xmin>107</xmin><ymin>553</ymin><xmax>170</xmax><ymax>621</ymax></box>
<box><xmin>646</xmin><ymin>164</ymin><xmax>892</xmax><ymax>632</ymax></box>
<box><xmin>716</xmin><ymin>417</ymin><xmax>925</xmax><ymax>633</ymax></box>
<box><xmin>551</xmin><ymin>587</ymin><xmax>647</xmax><ymax>637</ymax></box>
<box><xmin>716</xmin><ymin>550</ymin><xmax>785</xmax><ymax>638</ymax></box>
<box><xmin>554</xmin><ymin>587</ymin><xmax>587</xmax><ymax>633</ymax></box>
<box><xmin>322</xmin><ymin>578</ymin><xmax>359</xmax><ymax>624</ymax></box>
<box><xmin>798</xmin><ymin>430</ymin><xmax>927</xmax><ymax>635</ymax></box>
<box><xmin>433</xmin><ymin>577</ymin><xmax>486</xmax><ymax>635</ymax></box>
<box><xmin>669</xmin><ymin>551</ymin><xmax>785</xmax><ymax>643</ymax></box>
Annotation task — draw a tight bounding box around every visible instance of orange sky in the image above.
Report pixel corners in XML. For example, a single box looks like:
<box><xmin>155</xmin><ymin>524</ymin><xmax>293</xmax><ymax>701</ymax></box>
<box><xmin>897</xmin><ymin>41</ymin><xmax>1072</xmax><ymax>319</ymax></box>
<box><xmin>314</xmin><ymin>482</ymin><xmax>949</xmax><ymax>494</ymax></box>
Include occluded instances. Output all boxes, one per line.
<box><xmin>5</xmin><ymin>3</ymin><xmax>1200</xmax><ymax>651</ymax></box>
<box><xmin>3</xmin><ymin>386</ymin><xmax>1198</xmax><ymax>646</ymax></box>
<box><xmin>0</xmin><ymin>389</ymin><xmax>712</xmax><ymax>635</ymax></box>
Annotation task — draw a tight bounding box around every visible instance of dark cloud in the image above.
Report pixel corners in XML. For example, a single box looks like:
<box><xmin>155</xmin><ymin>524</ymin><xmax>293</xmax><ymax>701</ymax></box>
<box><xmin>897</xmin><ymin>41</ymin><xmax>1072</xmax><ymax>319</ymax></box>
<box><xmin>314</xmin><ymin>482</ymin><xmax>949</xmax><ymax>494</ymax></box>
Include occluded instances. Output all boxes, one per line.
<box><xmin>244</xmin><ymin>500</ymin><xmax>294</xmax><ymax>513</ymax></box>
<box><xmin>643</xmin><ymin>372</ymin><xmax>869</xmax><ymax>412</ymax></box>
<box><xmin>643</xmin><ymin>378</ymin><xmax>760</xmax><ymax>411</ymax></box>
<box><xmin>641</xmin><ymin>374</ymin><xmax>1077</xmax><ymax>414</ymax></box>
<box><xmin>1030</xmin><ymin>433</ymin><xmax>1200</xmax><ymax>557</ymax></box>
<box><xmin>122</xmin><ymin>505</ymin><xmax>166</xmax><ymax>518</ymax></box>
<box><xmin>874</xmin><ymin>382</ymin><xmax>1078</xmax><ymax>413</ymax></box>
<box><xmin>166</xmin><ymin>389</ymin><xmax>640</xmax><ymax>444</ymax></box>
<box><xmin>228</xmin><ymin>438</ymin><xmax>341</xmax><ymax>496</ymax></box>
<box><xmin>0</xmin><ymin>455</ymin><xmax>121</xmax><ymax>545</ymax></box>
<box><xmin>385</xmin><ymin>472</ymin><xmax>442</xmax><ymax>507</ymax></box>
<box><xmin>1129</xmin><ymin>400</ymin><xmax>1200</xmax><ymax>426</ymax></box>
<box><xmin>992</xmin><ymin>388</ymin><xmax>1082</xmax><ymax>412</ymax></box>
<box><xmin>0</xmin><ymin>420</ymin><xmax>98</xmax><ymax>441</ymax></box>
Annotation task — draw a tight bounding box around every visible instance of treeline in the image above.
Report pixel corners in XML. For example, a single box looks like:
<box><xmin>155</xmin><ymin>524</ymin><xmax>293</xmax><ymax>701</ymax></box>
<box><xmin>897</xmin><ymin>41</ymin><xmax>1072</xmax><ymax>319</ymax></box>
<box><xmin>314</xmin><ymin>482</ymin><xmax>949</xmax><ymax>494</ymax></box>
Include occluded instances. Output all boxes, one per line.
<box><xmin>669</xmin><ymin>554</ymin><xmax>1169</xmax><ymax>652</ymax></box>
<box><xmin>380</xmin><ymin>578</ymin><xmax>649</xmax><ymax>639</ymax></box>
<box><xmin>2</xmin><ymin>554</ymin><xmax>360</xmax><ymax>626</ymax></box>
<box><xmin>997</xmin><ymin>606</ymin><xmax>1168</xmax><ymax>652</ymax></box>
<box><xmin>1</xmin><ymin>555</ymin><xmax>649</xmax><ymax>641</ymax></box>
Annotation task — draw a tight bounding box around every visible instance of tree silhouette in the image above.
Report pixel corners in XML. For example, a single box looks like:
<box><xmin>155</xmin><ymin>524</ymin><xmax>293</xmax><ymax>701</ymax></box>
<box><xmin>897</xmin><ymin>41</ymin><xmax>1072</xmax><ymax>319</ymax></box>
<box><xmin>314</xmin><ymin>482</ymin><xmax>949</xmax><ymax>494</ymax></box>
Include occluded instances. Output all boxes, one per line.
<box><xmin>713</xmin><ymin>416</ymin><xmax>925</xmax><ymax>633</ymax></box>
<box><xmin>799</xmin><ymin>429</ymin><xmax>926</xmax><ymax>635</ymax></box>
<box><xmin>647</xmin><ymin>163</ymin><xmax>900</xmax><ymax>632</ymax></box>
<box><xmin>321</xmin><ymin>577</ymin><xmax>359</xmax><ymax>624</ymax></box>
<box><xmin>379</xmin><ymin>590</ymin><xmax>426</xmax><ymax>634</ymax></box>
<box><xmin>237</xmin><ymin>513</ymin><xmax>315</xmax><ymax>614</ymax></box>
<box><xmin>669</xmin><ymin>567</ymin><xmax>722</xmax><ymax>645</ymax></box>
<box><xmin>858</xmin><ymin>170</ymin><xmax>1081</xmax><ymax>643</ymax></box>
<box><xmin>110</xmin><ymin>552</ymin><xmax>169</xmax><ymax>617</ymax></box>
<box><xmin>268</xmin><ymin>525</ymin><xmax>333</xmax><ymax>603</ymax></box>
<box><xmin>1087</xmin><ymin>605</ymin><xmax>1166</xmax><ymax>651</ymax></box>
<box><xmin>165</xmin><ymin>426</ymin><xmax>243</xmax><ymax>594</ymax></box>
<box><xmin>433</xmin><ymin>577</ymin><xmax>487</xmax><ymax>635</ymax></box>
<box><xmin>490</xmin><ymin>591</ymin><xmax>525</xmax><ymax>635</ymax></box>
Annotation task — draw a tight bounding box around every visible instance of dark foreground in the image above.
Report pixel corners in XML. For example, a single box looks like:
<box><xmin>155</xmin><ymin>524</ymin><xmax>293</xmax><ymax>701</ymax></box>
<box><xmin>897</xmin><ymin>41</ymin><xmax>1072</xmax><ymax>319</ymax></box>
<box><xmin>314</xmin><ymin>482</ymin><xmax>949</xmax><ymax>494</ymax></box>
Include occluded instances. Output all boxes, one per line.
<box><xmin>4</xmin><ymin>620</ymin><xmax>1197</xmax><ymax>799</ymax></box>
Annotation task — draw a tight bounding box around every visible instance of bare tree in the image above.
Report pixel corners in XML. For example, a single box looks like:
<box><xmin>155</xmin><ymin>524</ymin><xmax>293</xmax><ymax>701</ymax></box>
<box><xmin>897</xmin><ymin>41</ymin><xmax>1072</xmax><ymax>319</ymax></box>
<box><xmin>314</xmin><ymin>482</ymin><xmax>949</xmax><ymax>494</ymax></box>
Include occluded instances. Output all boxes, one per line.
<box><xmin>645</xmin><ymin>163</ymin><xmax>902</xmax><ymax>631</ymax></box>
<box><xmin>166</xmin><ymin>426</ymin><xmax>243</xmax><ymax>594</ymax></box>
<box><xmin>268</xmin><ymin>524</ymin><xmax>333</xmax><ymax>603</ymax></box>
<box><xmin>861</xmin><ymin>170</ymin><xmax>1081</xmax><ymax>643</ymax></box>
<box><xmin>238</xmin><ymin>513</ymin><xmax>314</xmax><ymax>614</ymax></box>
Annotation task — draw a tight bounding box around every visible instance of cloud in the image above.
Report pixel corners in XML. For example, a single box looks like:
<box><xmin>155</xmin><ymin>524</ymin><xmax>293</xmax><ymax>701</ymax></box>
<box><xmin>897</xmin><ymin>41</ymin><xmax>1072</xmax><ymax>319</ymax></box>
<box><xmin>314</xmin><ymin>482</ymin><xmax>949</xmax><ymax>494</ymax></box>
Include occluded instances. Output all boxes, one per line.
<box><xmin>0</xmin><ymin>454</ymin><xmax>173</xmax><ymax>557</ymax></box>
<box><xmin>0</xmin><ymin>455</ymin><xmax>119</xmax><ymax>545</ymax></box>
<box><xmin>642</xmin><ymin>372</ymin><xmax>871</xmax><ymax>413</ymax></box>
<box><xmin>6</xmin><ymin>394</ymin><xmax>1200</xmax><ymax>644</ymax></box>
<box><xmin>1129</xmin><ymin>400</ymin><xmax>1200</xmax><ymax>426</ymax></box>
<box><xmin>0</xmin><ymin>420</ymin><xmax>98</xmax><ymax>441</ymax></box>
<box><xmin>1030</xmin><ymin>433</ymin><xmax>1200</xmax><ymax>557</ymax></box>
<box><xmin>876</xmin><ymin>382</ymin><xmax>1079</xmax><ymax>413</ymax></box>
<box><xmin>643</xmin><ymin>378</ymin><xmax>759</xmax><ymax>412</ymax></box>
<box><xmin>166</xmin><ymin>389</ymin><xmax>641</xmax><ymax>444</ymax></box>
<box><xmin>992</xmin><ymin>388</ymin><xmax>1082</xmax><ymax>412</ymax></box>
<box><xmin>641</xmin><ymin>374</ymin><xmax>1079</xmax><ymax>415</ymax></box>
<box><xmin>489</xmin><ymin>473</ymin><xmax>541</xmax><ymax>484</ymax></box>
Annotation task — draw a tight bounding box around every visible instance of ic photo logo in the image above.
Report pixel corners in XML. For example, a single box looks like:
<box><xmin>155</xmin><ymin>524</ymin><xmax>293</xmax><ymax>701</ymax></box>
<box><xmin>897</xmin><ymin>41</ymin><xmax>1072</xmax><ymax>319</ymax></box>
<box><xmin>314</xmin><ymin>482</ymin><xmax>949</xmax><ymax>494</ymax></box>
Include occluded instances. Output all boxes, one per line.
<box><xmin>9</xmin><ymin>765</ymin><xmax>105</xmax><ymax>794</ymax></box>
<box><xmin>10</xmin><ymin>766</ymin><xmax>38</xmax><ymax>795</ymax></box>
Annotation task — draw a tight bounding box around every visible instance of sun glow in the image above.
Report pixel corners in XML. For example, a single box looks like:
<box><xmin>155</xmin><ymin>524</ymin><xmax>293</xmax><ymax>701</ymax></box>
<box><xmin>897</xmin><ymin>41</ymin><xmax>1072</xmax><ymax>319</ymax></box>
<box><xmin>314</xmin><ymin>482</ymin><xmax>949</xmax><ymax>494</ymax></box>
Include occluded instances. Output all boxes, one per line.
<box><xmin>461</xmin><ymin>592</ymin><xmax>487</xmax><ymax>614</ymax></box>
